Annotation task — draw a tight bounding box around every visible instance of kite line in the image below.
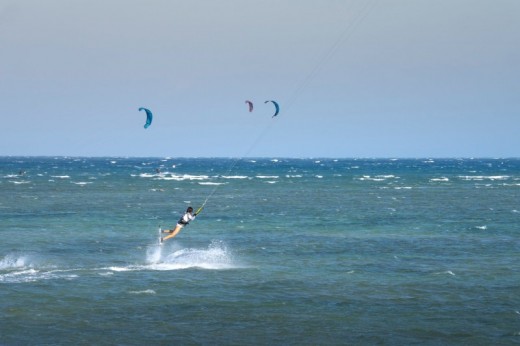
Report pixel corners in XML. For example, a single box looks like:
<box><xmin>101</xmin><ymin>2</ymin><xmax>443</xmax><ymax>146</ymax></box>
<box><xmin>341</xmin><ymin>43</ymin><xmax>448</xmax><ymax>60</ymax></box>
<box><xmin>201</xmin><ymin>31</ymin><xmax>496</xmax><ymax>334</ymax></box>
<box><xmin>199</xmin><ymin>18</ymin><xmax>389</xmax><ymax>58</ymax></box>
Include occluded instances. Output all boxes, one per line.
<box><xmin>197</xmin><ymin>1</ymin><xmax>379</xmax><ymax>213</ymax></box>
<box><xmin>285</xmin><ymin>0</ymin><xmax>379</xmax><ymax>113</ymax></box>
<box><xmin>197</xmin><ymin>115</ymin><xmax>278</xmax><ymax>214</ymax></box>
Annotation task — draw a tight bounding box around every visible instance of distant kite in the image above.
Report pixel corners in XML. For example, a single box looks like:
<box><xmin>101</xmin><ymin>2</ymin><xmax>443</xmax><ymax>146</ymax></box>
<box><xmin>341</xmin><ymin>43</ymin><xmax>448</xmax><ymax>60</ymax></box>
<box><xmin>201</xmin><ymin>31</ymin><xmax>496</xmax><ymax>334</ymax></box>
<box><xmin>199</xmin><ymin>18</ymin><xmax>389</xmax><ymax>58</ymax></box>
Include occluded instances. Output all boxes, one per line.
<box><xmin>264</xmin><ymin>100</ymin><xmax>280</xmax><ymax>117</ymax></box>
<box><xmin>139</xmin><ymin>107</ymin><xmax>153</xmax><ymax>129</ymax></box>
<box><xmin>245</xmin><ymin>100</ymin><xmax>254</xmax><ymax>112</ymax></box>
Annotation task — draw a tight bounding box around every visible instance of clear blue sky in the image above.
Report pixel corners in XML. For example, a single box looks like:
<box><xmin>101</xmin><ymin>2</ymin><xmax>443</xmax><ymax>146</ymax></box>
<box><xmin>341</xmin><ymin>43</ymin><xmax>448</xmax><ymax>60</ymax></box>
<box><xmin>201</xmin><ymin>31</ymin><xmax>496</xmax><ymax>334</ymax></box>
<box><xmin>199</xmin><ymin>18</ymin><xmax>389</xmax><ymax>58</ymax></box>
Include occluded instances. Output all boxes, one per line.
<box><xmin>1</xmin><ymin>0</ymin><xmax>519</xmax><ymax>158</ymax></box>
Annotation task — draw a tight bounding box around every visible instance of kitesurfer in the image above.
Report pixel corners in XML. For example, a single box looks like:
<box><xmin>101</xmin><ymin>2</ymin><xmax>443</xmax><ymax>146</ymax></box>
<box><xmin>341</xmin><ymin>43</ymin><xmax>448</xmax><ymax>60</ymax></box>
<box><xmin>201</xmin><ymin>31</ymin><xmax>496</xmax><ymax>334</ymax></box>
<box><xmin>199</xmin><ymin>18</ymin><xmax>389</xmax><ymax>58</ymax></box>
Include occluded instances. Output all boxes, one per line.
<box><xmin>161</xmin><ymin>206</ymin><xmax>198</xmax><ymax>243</ymax></box>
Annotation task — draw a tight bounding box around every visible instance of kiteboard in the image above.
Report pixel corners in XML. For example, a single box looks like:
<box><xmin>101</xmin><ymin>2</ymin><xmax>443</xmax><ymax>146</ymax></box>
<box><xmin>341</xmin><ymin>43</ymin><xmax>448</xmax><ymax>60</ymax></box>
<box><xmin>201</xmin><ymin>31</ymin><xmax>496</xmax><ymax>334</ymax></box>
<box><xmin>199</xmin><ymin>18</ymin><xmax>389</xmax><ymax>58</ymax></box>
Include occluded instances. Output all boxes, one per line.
<box><xmin>158</xmin><ymin>226</ymin><xmax>163</xmax><ymax>245</ymax></box>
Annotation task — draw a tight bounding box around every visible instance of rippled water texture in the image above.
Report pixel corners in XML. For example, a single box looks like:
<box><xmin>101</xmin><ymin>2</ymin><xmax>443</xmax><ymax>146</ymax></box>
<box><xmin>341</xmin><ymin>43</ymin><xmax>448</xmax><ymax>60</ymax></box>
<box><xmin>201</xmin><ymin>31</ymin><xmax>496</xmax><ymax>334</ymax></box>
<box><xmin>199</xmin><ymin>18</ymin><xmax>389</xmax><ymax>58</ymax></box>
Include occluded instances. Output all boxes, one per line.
<box><xmin>1</xmin><ymin>157</ymin><xmax>519</xmax><ymax>344</ymax></box>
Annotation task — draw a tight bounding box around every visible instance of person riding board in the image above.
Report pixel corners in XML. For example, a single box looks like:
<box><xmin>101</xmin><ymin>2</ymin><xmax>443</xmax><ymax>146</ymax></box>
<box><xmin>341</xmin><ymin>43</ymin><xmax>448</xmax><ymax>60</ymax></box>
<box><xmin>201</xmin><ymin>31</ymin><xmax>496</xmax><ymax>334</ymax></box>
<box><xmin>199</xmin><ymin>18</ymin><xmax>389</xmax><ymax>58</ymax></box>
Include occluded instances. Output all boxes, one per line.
<box><xmin>161</xmin><ymin>206</ymin><xmax>199</xmax><ymax>243</ymax></box>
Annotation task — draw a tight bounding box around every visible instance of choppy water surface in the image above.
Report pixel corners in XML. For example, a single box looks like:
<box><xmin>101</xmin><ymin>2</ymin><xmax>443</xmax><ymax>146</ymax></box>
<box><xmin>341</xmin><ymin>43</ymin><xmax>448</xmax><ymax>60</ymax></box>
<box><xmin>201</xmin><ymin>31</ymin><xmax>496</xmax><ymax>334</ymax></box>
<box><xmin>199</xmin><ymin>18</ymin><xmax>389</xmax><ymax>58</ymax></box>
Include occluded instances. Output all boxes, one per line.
<box><xmin>1</xmin><ymin>157</ymin><xmax>519</xmax><ymax>344</ymax></box>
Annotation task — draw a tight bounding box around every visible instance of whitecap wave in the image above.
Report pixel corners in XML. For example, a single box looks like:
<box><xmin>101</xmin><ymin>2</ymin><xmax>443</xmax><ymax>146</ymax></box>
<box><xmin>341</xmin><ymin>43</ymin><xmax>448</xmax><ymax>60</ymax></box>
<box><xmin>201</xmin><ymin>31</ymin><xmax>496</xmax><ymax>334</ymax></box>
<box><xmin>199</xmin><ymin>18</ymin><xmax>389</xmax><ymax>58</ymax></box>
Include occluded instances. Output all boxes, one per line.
<box><xmin>0</xmin><ymin>255</ymin><xmax>78</xmax><ymax>283</ymax></box>
<box><xmin>434</xmin><ymin>270</ymin><xmax>456</xmax><ymax>276</ymax></box>
<box><xmin>459</xmin><ymin>175</ymin><xmax>510</xmax><ymax>181</ymax></box>
<box><xmin>128</xmin><ymin>289</ymin><xmax>156</xmax><ymax>295</ymax></box>
<box><xmin>430</xmin><ymin>177</ymin><xmax>449</xmax><ymax>182</ymax></box>
<box><xmin>98</xmin><ymin>271</ymin><xmax>114</xmax><ymax>276</ymax></box>
<box><xmin>155</xmin><ymin>174</ymin><xmax>210</xmax><ymax>181</ymax></box>
<box><xmin>358</xmin><ymin>175</ymin><xmax>398</xmax><ymax>182</ymax></box>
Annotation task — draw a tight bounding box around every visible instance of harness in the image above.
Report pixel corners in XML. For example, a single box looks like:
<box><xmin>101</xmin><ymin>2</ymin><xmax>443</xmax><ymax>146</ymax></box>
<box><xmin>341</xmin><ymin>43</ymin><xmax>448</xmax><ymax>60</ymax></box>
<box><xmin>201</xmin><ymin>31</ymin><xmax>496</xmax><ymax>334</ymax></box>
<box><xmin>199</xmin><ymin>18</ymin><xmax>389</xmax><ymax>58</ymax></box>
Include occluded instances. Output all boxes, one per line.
<box><xmin>178</xmin><ymin>213</ymin><xmax>192</xmax><ymax>226</ymax></box>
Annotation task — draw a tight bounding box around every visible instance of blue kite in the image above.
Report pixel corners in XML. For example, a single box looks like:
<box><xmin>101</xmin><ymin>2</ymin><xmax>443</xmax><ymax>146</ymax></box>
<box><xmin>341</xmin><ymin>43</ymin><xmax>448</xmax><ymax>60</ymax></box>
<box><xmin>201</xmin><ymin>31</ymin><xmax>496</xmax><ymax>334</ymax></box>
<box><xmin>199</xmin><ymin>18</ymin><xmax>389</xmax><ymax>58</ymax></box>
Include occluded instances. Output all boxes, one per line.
<box><xmin>139</xmin><ymin>107</ymin><xmax>153</xmax><ymax>129</ymax></box>
<box><xmin>264</xmin><ymin>100</ymin><xmax>280</xmax><ymax>117</ymax></box>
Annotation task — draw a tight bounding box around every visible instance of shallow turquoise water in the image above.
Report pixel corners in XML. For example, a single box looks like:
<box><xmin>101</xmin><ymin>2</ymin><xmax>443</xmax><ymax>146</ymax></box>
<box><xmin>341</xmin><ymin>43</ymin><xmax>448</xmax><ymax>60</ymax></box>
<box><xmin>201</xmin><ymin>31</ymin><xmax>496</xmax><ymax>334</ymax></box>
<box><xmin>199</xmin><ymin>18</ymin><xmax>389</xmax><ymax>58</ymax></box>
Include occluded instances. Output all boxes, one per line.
<box><xmin>1</xmin><ymin>157</ymin><xmax>519</xmax><ymax>344</ymax></box>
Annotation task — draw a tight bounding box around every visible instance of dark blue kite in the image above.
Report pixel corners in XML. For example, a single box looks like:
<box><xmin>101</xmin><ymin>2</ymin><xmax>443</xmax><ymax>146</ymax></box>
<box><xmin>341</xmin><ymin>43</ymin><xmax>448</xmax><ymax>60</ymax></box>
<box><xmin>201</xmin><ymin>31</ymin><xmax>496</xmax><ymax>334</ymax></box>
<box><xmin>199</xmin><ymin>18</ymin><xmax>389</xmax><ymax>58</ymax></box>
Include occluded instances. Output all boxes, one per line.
<box><xmin>245</xmin><ymin>100</ymin><xmax>254</xmax><ymax>112</ymax></box>
<box><xmin>264</xmin><ymin>100</ymin><xmax>280</xmax><ymax>117</ymax></box>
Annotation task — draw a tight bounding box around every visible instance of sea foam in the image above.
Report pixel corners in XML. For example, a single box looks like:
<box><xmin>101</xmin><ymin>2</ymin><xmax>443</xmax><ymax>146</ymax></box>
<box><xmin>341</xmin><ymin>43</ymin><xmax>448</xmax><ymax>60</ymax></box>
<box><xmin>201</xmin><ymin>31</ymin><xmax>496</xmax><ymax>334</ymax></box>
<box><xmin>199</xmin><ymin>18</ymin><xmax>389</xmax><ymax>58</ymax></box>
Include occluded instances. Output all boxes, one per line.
<box><xmin>110</xmin><ymin>241</ymin><xmax>240</xmax><ymax>272</ymax></box>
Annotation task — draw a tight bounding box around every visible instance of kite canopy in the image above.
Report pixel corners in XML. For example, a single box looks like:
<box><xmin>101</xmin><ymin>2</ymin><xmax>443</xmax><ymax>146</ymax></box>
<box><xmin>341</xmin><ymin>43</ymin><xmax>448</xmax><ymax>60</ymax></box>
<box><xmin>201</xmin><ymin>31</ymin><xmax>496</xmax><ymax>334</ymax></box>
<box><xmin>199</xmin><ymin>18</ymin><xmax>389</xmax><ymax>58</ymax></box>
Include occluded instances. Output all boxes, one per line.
<box><xmin>264</xmin><ymin>100</ymin><xmax>280</xmax><ymax>117</ymax></box>
<box><xmin>245</xmin><ymin>100</ymin><xmax>253</xmax><ymax>112</ymax></box>
<box><xmin>139</xmin><ymin>107</ymin><xmax>153</xmax><ymax>129</ymax></box>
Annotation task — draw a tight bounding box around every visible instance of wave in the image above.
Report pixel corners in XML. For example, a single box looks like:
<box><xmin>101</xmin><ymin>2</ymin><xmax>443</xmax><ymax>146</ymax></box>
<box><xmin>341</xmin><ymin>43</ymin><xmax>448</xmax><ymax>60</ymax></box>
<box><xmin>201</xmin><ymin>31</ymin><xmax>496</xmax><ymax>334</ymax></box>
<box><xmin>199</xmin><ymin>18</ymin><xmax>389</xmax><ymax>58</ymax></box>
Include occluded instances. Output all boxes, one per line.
<box><xmin>434</xmin><ymin>270</ymin><xmax>456</xmax><ymax>276</ymax></box>
<box><xmin>459</xmin><ymin>175</ymin><xmax>510</xmax><ymax>181</ymax></box>
<box><xmin>128</xmin><ymin>289</ymin><xmax>156</xmax><ymax>295</ymax></box>
<box><xmin>358</xmin><ymin>175</ymin><xmax>399</xmax><ymax>182</ymax></box>
<box><xmin>135</xmin><ymin>173</ymin><xmax>210</xmax><ymax>181</ymax></box>
<box><xmin>430</xmin><ymin>177</ymin><xmax>450</xmax><ymax>182</ymax></box>
<box><xmin>9</xmin><ymin>180</ymin><xmax>31</xmax><ymax>184</ymax></box>
<box><xmin>1</xmin><ymin>269</ymin><xmax>79</xmax><ymax>283</ymax></box>
<box><xmin>222</xmin><ymin>175</ymin><xmax>248</xmax><ymax>179</ymax></box>
<box><xmin>0</xmin><ymin>254</ymin><xmax>78</xmax><ymax>283</ymax></box>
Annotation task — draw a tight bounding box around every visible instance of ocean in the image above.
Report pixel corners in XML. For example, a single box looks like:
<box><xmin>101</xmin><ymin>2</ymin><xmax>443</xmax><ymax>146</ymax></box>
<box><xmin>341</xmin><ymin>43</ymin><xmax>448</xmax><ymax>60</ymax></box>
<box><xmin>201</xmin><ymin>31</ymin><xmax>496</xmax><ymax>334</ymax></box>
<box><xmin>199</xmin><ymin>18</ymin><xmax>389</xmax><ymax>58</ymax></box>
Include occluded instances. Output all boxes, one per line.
<box><xmin>1</xmin><ymin>157</ymin><xmax>519</xmax><ymax>345</ymax></box>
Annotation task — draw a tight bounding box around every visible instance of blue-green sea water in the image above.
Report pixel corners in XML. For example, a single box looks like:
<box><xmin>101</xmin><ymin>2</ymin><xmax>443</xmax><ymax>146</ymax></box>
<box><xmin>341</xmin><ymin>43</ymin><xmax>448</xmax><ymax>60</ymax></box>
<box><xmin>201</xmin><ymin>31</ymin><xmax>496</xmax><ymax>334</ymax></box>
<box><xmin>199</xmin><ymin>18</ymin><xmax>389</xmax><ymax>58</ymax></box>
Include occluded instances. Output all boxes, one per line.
<box><xmin>1</xmin><ymin>157</ymin><xmax>519</xmax><ymax>345</ymax></box>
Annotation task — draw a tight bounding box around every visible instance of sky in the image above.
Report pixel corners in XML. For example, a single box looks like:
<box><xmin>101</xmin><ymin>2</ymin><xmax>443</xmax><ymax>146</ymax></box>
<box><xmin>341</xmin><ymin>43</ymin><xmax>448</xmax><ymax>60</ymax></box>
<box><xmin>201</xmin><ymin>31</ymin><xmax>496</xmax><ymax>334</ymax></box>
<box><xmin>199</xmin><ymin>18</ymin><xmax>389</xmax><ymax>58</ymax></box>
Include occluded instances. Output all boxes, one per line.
<box><xmin>1</xmin><ymin>0</ymin><xmax>519</xmax><ymax>158</ymax></box>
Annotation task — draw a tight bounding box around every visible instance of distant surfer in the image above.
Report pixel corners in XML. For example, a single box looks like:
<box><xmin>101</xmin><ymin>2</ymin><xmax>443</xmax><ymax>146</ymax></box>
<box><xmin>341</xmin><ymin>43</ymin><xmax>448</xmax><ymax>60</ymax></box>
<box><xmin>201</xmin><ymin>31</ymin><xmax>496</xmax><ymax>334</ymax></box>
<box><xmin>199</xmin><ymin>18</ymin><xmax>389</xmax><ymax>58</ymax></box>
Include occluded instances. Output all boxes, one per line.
<box><xmin>161</xmin><ymin>206</ymin><xmax>199</xmax><ymax>243</ymax></box>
